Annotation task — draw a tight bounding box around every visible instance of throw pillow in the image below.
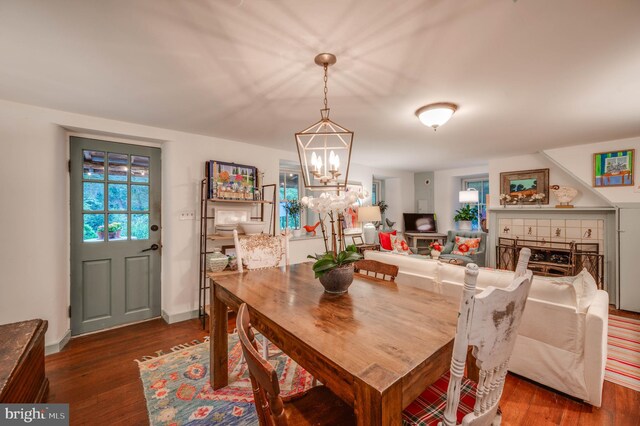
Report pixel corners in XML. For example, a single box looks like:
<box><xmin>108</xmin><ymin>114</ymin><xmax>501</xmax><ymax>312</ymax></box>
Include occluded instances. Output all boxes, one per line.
<box><xmin>390</xmin><ymin>235</ymin><xmax>411</xmax><ymax>255</ymax></box>
<box><xmin>572</xmin><ymin>268</ymin><xmax>598</xmax><ymax>313</ymax></box>
<box><xmin>378</xmin><ymin>230</ymin><xmax>397</xmax><ymax>251</ymax></box>
<box><xmin>451</xmin><ymin>236</ymin><xmax>481</xmax><ymax>256</ymax></box>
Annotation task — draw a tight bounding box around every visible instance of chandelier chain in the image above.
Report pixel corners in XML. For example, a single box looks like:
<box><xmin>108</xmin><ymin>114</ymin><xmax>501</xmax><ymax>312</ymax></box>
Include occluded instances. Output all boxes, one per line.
<box><xmin>323</xmin><ymin>63</ymin><xmax>328</xmax><ymax>110</ymax></box>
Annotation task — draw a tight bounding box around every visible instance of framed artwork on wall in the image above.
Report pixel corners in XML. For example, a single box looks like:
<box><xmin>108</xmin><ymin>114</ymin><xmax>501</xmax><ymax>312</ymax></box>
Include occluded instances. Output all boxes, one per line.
<box><xmin>499</xmin><ymin>168</ymin><xmax>549</xmax><ymax>205</ymax></box>
<box><xmin>593</xmin><ymin>149</ymin><xmax>634</xmax><ymax>187</ymax></box>
<box><xmin>206</xmin><ymin>160</ymin><xmax>258</xmax><ymax>200</ymax></box>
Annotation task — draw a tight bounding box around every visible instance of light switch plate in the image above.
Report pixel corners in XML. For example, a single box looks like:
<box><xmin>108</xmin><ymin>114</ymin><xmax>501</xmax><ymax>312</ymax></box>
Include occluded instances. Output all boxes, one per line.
<box><xmin>179</xmin><ymin>211</ymin><xmax>195</xmax><ymax>221</ymax></box>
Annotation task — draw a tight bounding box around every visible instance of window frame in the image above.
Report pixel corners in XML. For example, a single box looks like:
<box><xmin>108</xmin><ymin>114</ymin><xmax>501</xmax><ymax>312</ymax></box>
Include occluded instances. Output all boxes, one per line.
<box><xmin>461</xmin><ymin>176</ymin><xmax>489</xmax><ymax>231</ymax></box>
<box><xmin>279</xmin><ymin>168</ymin><xmax>304</xmax><ymax>230</ymax></box>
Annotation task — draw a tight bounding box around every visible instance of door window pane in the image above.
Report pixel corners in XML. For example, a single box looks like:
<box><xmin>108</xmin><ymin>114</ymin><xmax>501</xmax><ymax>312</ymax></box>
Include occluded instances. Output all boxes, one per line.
<box><xmin>83</xmin><ymin>182</ymin><xmax>104</xmax><ymax>211</ymax></box>
<box><xmin>131</xmin><ymin>156</ymin><xmax>149</xmax><ymax>183</ymax></box>
<box><xmin>131</xmin><ymin>214</ymin><xmax>149</xmax><ymax>240</ymax></box>
<box><xmin>84</xmin><ymin>214</ymin><xmax>104</xmax><ymax>242</ymax></box>
<box><xmin>107</xmin><ymin>214</ymin><xmax>128</xmax><ymax>240</ymax></box>
<box><xmin>83</xmin><ymin>150</ymin><xmax>105</xmax><ymax>180</ymax></box>
<box><xmin>108</xmin><ymin>184</ymin><xmax>128</xmax><ymax>211</ymax></box>
<box><xmin>131</xmin><ymin>185</ymin><xmax>149</xmax><ymax>211</ymax></box>
<box><xmin>108</xmin><ymin>153</ymin><xmax>128</xmax><ymax>181</ymax></box>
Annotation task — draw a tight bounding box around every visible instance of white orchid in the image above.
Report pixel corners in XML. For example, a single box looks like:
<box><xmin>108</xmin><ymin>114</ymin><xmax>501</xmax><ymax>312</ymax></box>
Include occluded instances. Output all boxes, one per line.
<box><xmin>301</xmin><ymin>190</ymin><xmax>364</xmax><ymax>215</ymax></box>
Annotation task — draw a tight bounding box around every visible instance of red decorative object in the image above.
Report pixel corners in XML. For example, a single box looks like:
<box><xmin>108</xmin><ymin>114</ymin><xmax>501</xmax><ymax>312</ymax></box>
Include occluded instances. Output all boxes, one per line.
<box><xmin>378</xmin><ymin>230</ymin><xmax>397</xmax><ymax>251</ymax></box>
<box><xmin>429</xmin><ymin>242</ymin><xmax>443</xmax><ymax>252</ymax></box>
<box><xmin>303</xmin><ymin>221</ymin><xmax>321</xmax><ymax>236</ymax></box>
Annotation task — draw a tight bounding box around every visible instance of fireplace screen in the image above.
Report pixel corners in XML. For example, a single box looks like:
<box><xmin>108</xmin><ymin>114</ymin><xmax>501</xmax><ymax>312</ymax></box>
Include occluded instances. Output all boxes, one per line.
<box><xmin>497</xmin><ymin>237</ymin><xmax>604</xmax><ymax>288</ymax></box>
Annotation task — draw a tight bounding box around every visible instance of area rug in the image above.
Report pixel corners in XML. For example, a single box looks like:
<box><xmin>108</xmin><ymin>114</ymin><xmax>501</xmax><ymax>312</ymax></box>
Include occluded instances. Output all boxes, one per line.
<box><xmin>137</xmin><ymin>334</ymin><xmax>315</xmax><ymax>425</ymax></box>
<box><xmin>605</xmin><ymin>314</ymin><xmax>640</xmax><ymax>391</ymax></box>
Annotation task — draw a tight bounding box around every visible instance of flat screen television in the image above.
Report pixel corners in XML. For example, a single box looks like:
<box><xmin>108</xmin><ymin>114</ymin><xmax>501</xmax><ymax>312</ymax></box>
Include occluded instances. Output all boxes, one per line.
<box><xmin>403</xmin><ymin>213</ymin><xmax>437</xmax><ymax>233</ymax></box>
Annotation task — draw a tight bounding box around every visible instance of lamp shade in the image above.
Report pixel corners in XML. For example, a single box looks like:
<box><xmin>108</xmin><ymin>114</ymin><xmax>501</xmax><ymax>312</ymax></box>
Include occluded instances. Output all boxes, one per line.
<box><xmin>459</xmin><ymin>189</ymin><xmax>479</xmax><ymax>203</ymax></box>
<box><xmin>358</xmin><ymin>206</ymin><xmax>381</xmax><ymax>222</ymax></box>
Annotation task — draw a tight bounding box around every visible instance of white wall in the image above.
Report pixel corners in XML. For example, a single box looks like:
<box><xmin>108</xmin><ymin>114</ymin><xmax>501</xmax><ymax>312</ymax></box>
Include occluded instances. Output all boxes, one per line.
<box><xmin>0</xmin><ymin>99</ymin><xmax>414</xmax><ymax>348</ymax></box>
<box><xmin>488</xmin><ymin>153</ymin><xmax>609</xmax><ymax>208</ymax></box>
<box><xmin>434</xmin><ymin>165</ymin><xmax>489</xmax><ymax>232</ymax></box>
<box><xmin>544</xmin><ymin>136</ymin><xmax>640</xmax><ymax>206</ymax></box>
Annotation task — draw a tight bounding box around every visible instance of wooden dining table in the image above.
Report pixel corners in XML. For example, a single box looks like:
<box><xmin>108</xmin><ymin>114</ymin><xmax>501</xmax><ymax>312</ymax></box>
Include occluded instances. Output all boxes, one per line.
<box><xmin>209</xmin><ymin>262</ymin><xmax>459</xmax><ymax>426</ymax></box>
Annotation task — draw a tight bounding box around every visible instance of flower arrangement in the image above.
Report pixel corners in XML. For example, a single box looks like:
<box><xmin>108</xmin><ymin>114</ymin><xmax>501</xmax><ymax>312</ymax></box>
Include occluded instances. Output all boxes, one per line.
<box><xmin>307</xmin><ymin>244</ymin><xmax>362</xmax><ymax>278</ymax></box>
<box><xmin>499</xmin><ymin>193</ymin><xmax>512</xmax><ymax>204</ymax></box>
<box><xmin>530</xmin><ymin>193</ymin><xmax>546</xmax><ymax>201</ymax></box>
<box><xmin>429</xmin><ymin>242</ymin><xmax>443</xmax><ymax>252</ymax></box>
<box><xmin>301</xmin><ymin>191</ymin><xmax>365</xmax><ymax>254</ymax></box>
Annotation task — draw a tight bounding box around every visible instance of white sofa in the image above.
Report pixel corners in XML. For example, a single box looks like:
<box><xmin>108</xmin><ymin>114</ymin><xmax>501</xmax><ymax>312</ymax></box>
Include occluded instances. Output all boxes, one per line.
<box><xmin>365</xmin><ymin>251</ymin><xmax>609</xmax><ymax>407</ymax></box>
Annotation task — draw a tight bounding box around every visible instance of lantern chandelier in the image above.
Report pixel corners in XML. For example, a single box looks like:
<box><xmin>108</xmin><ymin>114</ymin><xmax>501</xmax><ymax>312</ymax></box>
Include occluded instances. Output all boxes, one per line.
<box><xmin>295</xmin><ymin>53</ymin><xmax>354</xmax><ymax>191</ymax></box>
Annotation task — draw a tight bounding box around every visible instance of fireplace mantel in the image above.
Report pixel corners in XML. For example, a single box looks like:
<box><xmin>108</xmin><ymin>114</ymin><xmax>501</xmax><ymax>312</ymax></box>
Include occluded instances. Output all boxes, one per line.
<box><xmin>488</xmin><ymin>206</ymin><xmax>615</xmax><ymax>212</ymax></box>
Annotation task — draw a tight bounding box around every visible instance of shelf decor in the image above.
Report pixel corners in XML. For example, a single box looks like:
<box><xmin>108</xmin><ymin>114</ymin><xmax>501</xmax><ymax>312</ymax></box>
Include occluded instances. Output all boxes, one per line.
<box><xmin>593</xmin><ymin>149</ymin><xmax>634</xmax><ymax>187</ymax></box>
<box><xmin>295</xmin><ymin>53</ymin><xmax>354</xmax><ymax>191</ymax></box>
<box><xmin>206</xmin><ymin>160</ymin><xmax>257</xmax><ymax>200</ymax></box>
<box><xmin>499</xmin><ymin>168</ymin><xmax>549</xmax><ymax>206</ymax></box>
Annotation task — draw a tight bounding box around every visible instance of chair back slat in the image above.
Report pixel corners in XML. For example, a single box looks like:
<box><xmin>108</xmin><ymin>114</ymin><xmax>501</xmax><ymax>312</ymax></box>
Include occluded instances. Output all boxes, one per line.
<box><xmin>237</xmin><ymin>303</ymin><xmax>287</xmax><ymax>426</ymax></box>
<box><xmin>354</xmin><ymin>259</ymin><xmax>399</xmax><ymax>282</ymax></box>
<box><xmin>441</xmin><ymin>248</ymin><xmax>532</xmax><ymax>426</ymax></box>
<box><xmin>234</xmin><ymin>230</ymin><xmax>289</xmax><ymax>273</ymax></box>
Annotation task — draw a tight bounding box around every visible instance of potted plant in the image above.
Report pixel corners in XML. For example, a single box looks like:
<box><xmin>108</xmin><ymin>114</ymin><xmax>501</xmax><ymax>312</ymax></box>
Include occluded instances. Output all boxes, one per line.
<box><xmin>453</xmin><ymin>204</ymin><xmax>478</xmax><ymax>231</ymax></box>
<box><xmin>429</xmin><ymin>241</ymin><xmax>443</xmax><ymax>259</ymax></box>
<box><xmin>107</xmin><ymin>222</ymin><xmax>123</xmax><ymax>239</ymax></box>
<box><xmin>97</xmin><ymin>225</ymin><xmax>105</xmax><ymax>240</ymax></box>
<box><xmin>283</xmin><ymin>199</ymin><xmax>305</xmax><ymax>237</ymax></box>
<box><xmin>307</xmin><ymin>245</ymin><xmax>363</xmax><ymax>294</ymax></box>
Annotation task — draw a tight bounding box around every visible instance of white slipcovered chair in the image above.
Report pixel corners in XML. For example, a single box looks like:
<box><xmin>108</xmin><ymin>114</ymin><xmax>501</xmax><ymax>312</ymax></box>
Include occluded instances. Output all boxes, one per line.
<box><xmin>233</xmin><ymin>229</ymin><xmax>289</xmax><ymax>359</ymax></box>
<box><xmin>402</xmin><ymin>248</ymin><xmax>533</xmax><ymax>425</ymax></box>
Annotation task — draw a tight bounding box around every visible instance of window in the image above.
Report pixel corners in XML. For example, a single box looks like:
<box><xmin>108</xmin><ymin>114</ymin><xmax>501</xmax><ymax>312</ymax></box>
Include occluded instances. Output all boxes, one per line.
<box><xmin>461</xmin><ymin>176</ymin><xmax>489</xmax><ymax>230</ymax></box>
<box><xmin>372</xmin><ymin>179</ymin><xmax>382</xmax><ymax>206</ymax></box>
<box><xmin>279</xmin><ymin>171</ymin><xmax>301</xmax><ymax>230</ymax></box>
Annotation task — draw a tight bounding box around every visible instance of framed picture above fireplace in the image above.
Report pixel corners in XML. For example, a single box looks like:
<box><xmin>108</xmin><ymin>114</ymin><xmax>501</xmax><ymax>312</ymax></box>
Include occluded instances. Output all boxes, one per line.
<box><xmin>500</xmin><ymin>168</ymin><xmax>549</xmax><ymax>205</ymax></box>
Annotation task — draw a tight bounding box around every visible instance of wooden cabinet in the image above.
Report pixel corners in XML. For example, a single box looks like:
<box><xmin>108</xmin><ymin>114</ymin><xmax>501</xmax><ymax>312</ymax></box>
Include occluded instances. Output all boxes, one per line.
<box><xmin>0</xmin><ymin>319</ymin><xmax>48</xmax><ymax>403</ymax></box>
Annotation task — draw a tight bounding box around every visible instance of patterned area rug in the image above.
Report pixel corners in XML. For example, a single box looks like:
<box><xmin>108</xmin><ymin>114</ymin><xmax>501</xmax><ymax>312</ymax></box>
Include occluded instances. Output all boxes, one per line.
<box><xmin>137</xmin><ymin>334</ymin><xmax>314</xmax><ymax>425</ymax></box>
<box><xmin>605</xmin><ymin>314</ymin><xmax>640</xmax><ymax>391</ymax></box>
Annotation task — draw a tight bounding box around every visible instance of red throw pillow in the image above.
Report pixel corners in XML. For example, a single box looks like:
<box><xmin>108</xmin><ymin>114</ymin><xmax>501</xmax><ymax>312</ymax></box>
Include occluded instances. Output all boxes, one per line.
<box><xmin>379</xmin><ymin>230</ymin><xmax>397</xmax><ymax>251</ymax></box>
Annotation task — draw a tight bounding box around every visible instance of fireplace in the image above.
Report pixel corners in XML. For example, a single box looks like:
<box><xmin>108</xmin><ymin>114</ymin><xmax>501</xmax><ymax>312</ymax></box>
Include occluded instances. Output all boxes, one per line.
<box><xmin>488</xmin><ymin>207</ymin><xmax>616</xmax><ymax>294</ymax></box>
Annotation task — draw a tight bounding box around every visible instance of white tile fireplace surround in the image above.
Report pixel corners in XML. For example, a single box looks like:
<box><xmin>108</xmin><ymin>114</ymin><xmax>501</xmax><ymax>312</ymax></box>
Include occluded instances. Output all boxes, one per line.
<box><xmin>488</xmin><ymin>207</ymin><xmax>617</xmax><ymax>297</ymax></box>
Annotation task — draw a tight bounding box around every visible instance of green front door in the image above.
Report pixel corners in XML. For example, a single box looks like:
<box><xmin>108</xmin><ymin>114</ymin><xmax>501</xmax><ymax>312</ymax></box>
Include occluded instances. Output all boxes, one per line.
<box><xmin>70</xmin><ymin>137</ymin><xmax>161</xmax><ymax>335</ymax></box>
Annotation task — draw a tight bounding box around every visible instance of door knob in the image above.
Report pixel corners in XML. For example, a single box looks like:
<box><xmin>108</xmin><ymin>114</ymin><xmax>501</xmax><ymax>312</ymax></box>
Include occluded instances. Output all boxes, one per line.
<box><xmin>141</xmin><ymin>244</ymin><xmax>159</xmax><ymax>252</ymax></box>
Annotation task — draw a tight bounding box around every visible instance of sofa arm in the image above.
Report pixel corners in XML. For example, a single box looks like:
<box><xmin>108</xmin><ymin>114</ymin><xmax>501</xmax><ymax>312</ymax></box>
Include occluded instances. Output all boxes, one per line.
<box><xmin>583</xmin><ymin>290</ymin><xmax>609</xmax><ymax>407</ymax></box>
<box><xmin>469</xmin><ymin>249</ymin><xmax>486</xmax><ymax>267</ymax></box>
<box><xmin>442</xmin><ymin>240</ymin><xmax>455</xmax><ymax>254</ymax></box>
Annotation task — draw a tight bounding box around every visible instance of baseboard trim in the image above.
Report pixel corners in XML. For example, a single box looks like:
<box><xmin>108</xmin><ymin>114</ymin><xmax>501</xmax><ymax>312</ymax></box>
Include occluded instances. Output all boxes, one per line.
<box><xmin>45</xmin><ymin>329</ymin><xmax>71</xmax><ymax>355</ymax></box>
<box><xmin>161</xmin><ymin>309</ymin><xmax>199</xmax><ymax>324</ymax></box>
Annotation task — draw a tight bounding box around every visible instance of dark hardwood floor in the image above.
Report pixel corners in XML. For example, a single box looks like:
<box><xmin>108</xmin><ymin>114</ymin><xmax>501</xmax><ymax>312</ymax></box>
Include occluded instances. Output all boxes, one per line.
<box><xmin>46</xmin><ymin>314</ymin><xmax>640</xmax><ymax>426</ymax></box>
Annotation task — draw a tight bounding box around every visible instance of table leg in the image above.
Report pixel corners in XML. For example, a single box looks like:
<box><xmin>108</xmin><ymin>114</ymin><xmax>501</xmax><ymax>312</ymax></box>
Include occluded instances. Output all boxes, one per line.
<box><xmin>354</xmin><ymin>377</ymin><xmax>402</xmax><ymax>425</ymax></box>
<box><xmin>210</xmin><ymin>282</ymin><xmax>228</xmax><ymax>389</ymax></box>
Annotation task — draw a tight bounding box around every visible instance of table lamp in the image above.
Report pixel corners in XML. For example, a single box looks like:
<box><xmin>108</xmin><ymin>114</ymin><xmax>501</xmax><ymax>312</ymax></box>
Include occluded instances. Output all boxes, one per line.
<box><xmin>459</xmin><ymin>188</ymin><xmax>480</xmax><ymax>230</ymax></box>
<box><xmin>358</xmin><ymin>205</ymin><xmax>381</xmax><ymax>244</ymax></box>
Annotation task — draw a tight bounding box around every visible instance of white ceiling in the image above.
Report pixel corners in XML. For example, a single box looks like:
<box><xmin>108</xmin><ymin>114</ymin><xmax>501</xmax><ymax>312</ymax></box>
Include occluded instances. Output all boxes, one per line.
<box><xmin>1</xmin><ymin>0</ymin><xmax>639</xmax><ymax>171</ymax></box>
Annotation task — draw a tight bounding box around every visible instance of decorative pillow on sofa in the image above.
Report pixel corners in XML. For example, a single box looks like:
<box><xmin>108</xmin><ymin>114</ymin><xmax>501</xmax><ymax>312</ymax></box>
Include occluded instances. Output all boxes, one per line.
<box><xmin>390</xmin><ymin>235</ymin><xmax>411</xmax><ymax>255</ymax></box>
<box><xmin>379</xmin><ymin>230</ymin><xmax>397</xmax><ymax>251</ymax></box>
<box><xmin>572</xmin><ymin>269</ymin><xmax>598</xmax><ymax>313</ymax></box>
<box><xmin>451</xmin><ymin>236</ymin><xmax>481</xmax><ymax>256</ymax></box>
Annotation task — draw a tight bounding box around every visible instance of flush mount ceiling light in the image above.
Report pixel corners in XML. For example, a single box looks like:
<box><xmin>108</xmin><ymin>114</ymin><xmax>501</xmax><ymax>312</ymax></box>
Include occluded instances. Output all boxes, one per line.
<box><xmin>295</xmin><ymin>53</ymin><xmax>354</xmax><ymax>191</ymax></box>
<box><xmin>415</xmin><ymin>102</ymin><xmax>458</xmax><ymax>131</ymax></box>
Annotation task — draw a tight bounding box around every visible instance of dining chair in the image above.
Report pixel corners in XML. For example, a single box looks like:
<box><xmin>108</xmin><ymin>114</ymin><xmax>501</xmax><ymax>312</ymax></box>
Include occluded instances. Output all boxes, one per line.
<box><xmin>236</xmin><ymin>303</ymin><xmax>355</xmax><ymax>426</ymax></box>
<box><xmin>234</xmin><ymin>229</ymin><xmax>289</xmax><ymax>359</ymax></box>
<box><xmin>353</xmin><ymin>259</ymin><xmax>399</xmax><ymax>282</ymax></box>
<box><xmin>402</xmin><ymin>248</ymin><xmax>532</xmax><ymax>426</ymax></box>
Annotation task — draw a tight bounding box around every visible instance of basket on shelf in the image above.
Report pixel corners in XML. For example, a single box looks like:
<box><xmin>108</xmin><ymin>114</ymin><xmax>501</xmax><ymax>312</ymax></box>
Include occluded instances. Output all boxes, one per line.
<box><xmin>207</xmin><ymin>249</ymin><xmax>229</xmax><ymax>272</ymax></box>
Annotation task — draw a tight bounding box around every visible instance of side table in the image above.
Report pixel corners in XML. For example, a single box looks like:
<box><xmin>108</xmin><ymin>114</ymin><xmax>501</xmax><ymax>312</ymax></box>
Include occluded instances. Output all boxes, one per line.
<box><xmin>355</xmin><ymin>244</ymin><xmax>380</xmax><ymax>254</ymax></box>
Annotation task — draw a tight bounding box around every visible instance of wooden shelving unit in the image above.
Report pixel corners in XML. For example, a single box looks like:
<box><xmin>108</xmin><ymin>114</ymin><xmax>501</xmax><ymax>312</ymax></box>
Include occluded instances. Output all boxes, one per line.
<box><xmin>198</xmin><ymin>178</ymin><xmax>276</xmax><ymax>329</ymax></box>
